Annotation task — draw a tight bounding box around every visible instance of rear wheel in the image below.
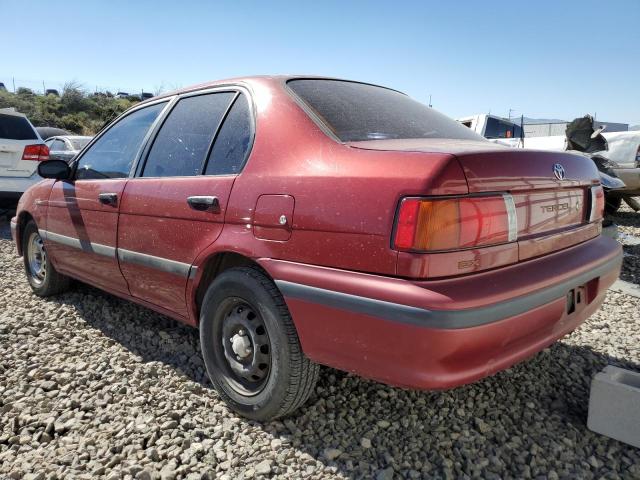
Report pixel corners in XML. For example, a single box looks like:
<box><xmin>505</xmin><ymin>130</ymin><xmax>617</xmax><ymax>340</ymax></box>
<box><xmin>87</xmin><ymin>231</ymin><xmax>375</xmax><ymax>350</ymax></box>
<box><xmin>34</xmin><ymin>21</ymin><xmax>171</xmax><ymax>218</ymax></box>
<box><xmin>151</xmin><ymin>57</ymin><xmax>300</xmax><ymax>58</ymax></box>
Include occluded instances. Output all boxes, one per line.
<box><xmin>22</xmin><ymin>220</ymin><xmax>70</xmax><ymax>296</ymax></box>
<box><xmin>199</xmin><ymin>266</ymin><xmax>319</xmax><ymax>421</ymax></box>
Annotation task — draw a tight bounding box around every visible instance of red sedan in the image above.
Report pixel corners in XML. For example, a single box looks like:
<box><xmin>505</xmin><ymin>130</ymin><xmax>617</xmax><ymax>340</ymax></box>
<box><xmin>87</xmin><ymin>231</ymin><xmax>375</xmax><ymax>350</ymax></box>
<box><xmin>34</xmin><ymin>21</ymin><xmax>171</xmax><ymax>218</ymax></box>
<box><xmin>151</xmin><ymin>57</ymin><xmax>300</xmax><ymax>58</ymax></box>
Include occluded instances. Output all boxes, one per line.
<box><xmin>11</xmin><ymin>77</ymin><xmax>622</xmax><ymax>420</ymax></box>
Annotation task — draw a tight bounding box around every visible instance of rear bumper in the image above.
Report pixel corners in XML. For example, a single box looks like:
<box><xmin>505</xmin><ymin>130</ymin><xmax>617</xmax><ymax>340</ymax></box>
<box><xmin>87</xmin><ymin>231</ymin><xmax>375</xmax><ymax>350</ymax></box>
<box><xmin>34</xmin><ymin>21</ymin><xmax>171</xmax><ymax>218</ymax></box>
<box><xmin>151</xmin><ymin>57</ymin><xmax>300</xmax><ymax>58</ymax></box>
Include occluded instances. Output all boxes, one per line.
<box><xmin>0</xmin><ymin>174</ymin><xmax>41</xmax><ymax>206</ymax></box>
<box><xmin>260</xmin><ymin>235</ymin><xmax>622</xmax><ymax>389</ymax></box>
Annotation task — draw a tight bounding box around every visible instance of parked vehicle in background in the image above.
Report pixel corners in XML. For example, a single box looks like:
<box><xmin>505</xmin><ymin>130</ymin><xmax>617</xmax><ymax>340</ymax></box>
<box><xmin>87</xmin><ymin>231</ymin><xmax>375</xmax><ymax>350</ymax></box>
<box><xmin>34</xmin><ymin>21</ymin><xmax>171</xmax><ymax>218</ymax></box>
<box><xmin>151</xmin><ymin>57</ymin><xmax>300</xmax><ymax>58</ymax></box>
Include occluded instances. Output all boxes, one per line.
<box><xmin>458</xmin><ymin>114</ymin><xmax>524</xmax><ymax>147</ymax></box>
<box><xmin>0</xmin><ymin>82</ymin><xmax>7</xmax><ymax>92</ymax></box>
<box><xmin>140</xmin><ymin>92</ymin><xmax>153</xmax><ymax>100</ymax></box>
<box><xmin>44</xmin><ymin>135</ymin><xmax>92</xmax><ymax>163</ymax></box>
<box><xmin>45</xmin><ymin>89</ymin><xmax>59</xmax><ymax>96</ymax></box>
<box><xmin>0</xmin><ymin>108</ymin><xmax>48</xmax><ymax>208</ymax></box>
<box><xmin>12</xmin><ymin>76</ymin><xmax>621</xmax><ymax>420</ymax></box>
<box><xmin>36</xmin><ymin>127</ymin><xmax>73</xmax><ymax>140</ymax></box>
<box><xmin>460</xmin><ymin>113</ymin><xmax>640</xmax><ymax>213</ymax></box>
<box><xmin>521</xmin><ymin>119</ymin><xmax>640</xmax><ymax>213</ymax></box>
<box><xmin>115</xmin><ymin>92</ymin><xmax>130</xmax><ymax>99</ymax></box>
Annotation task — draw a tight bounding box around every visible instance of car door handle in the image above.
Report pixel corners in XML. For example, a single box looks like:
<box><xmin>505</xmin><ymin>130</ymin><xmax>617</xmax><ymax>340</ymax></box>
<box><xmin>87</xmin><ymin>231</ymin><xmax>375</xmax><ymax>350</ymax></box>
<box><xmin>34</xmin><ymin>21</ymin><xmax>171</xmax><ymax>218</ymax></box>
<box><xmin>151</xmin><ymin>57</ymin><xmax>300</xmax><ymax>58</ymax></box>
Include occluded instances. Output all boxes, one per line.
<box><xmin>98</xmin><ymin>192</ymin><xmax>118</xmax><ymax>206</ymax></box>
<box><xmin>187</xmin><ymin>196</ymin><xmax>220</xmax><ymax>212</ymax></box>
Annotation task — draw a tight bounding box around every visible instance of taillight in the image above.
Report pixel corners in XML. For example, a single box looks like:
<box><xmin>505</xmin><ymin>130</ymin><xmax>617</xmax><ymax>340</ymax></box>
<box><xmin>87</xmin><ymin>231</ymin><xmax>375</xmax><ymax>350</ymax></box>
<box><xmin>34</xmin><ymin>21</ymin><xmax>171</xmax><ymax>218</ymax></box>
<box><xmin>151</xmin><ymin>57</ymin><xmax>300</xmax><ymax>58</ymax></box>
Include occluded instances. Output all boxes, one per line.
<box><xmin>22</xmin><ymin>144</ymin><xmax>49</xmax><ymax>161</ymax></box>
<box><xmin>393</xmin><ymin>194</ymin><xmax>517</xmax><ymax>252</ymax></box>
<box><xmin>589</xmin><ymin>185</ymin><xmax>605</xmax><ymax>222</ymax></box>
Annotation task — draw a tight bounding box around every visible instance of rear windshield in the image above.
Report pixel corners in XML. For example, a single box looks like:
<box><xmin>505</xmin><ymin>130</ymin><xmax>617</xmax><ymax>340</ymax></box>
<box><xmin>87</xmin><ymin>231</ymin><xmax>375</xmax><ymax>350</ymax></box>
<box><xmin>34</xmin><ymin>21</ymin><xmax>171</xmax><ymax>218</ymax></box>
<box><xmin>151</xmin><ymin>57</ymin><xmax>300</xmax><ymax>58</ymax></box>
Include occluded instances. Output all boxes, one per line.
<box><xmin>484</xmin><ymin>117</ymin><xmax>523</xmax><ymax>139</ymax></box>
<box><xmin>287</xmin><ymin>79</ymin><xmax>483</xmax><ymax>142</ymax></box>
<box><xmin>0</xmin><ymin>114</ymin><xmax>37</xmax><ymax>140</ymax></box>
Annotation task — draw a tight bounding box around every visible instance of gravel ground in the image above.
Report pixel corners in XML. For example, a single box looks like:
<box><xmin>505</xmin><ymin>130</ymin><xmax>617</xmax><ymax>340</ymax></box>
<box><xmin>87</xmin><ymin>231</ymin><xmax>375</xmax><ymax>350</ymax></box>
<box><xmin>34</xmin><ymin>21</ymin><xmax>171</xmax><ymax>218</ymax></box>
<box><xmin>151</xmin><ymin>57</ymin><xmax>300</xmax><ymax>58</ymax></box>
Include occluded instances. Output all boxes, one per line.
<box><xmin>613</xmin><ymin>204</ymin><xmax>640</xmax><ymax>286</ymax></box>
<box><xmin>1</xmin><ymin>216</ymin><xmax>640</xmax><ymax>480</ymax></box>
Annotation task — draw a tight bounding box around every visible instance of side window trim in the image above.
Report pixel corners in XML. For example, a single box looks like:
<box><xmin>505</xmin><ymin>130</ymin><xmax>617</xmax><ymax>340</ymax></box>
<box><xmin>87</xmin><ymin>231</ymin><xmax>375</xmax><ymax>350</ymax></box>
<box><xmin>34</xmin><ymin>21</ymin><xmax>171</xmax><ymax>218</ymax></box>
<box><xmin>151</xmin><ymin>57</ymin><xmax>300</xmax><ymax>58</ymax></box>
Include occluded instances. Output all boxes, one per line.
<box><xmin>200</xmin><ymin>91</ymin><xmax>240</xmax><ymax>175</ymax></box>
<box><xmin>130</xmin><ymin>96</ymin><xmax>179</xmax><ymax>177</ymax></box>
<box><xmin>132</xmin><ymin>84</ymin><xmax>256</xmax><ymax>179</ymax></box>
<box><xmin>71</xmin><ymin>98</ymin><xmax>173</xmax><ymax>181</ymax></box>
<box><xmin>135</xmin><ymin>89</ymin><xmax>237</xmax><ymax>178</ymax></box>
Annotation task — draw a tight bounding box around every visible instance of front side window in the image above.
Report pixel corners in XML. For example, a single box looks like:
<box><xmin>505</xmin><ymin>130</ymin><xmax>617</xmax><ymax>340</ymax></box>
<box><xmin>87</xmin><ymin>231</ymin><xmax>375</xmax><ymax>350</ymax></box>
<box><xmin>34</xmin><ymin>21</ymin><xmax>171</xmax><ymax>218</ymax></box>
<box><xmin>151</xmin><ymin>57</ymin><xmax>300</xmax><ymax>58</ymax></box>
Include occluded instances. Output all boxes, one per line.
<box><xmin>142</xmin><ymin>92</ymin><xmax>234</xmax><ymax>177</ymax></box>
<box><xmin>76</xmin><ymin>102</ymin><xmax>166</xmax><ymax>180</ymax></box>
<box><xmin>287</xmin><ymin>79</ymin><xmax>483</xmax><ymax>142</ymax></box>
<box><xmin>204</xmin><ymin>94</ymin><xmax>252</xmax><ymax>175</ymax></box>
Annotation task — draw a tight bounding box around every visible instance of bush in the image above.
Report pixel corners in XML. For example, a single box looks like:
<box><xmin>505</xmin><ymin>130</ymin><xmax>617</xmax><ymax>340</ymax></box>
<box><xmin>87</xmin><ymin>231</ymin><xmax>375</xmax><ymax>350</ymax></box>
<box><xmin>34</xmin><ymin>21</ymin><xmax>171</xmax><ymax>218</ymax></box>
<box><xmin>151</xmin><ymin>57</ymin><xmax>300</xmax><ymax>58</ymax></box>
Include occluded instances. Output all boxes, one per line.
<box><xmin>0</xmin><ymin>84</ymin><xmax>140</xmax><ymax>135</ymax></box>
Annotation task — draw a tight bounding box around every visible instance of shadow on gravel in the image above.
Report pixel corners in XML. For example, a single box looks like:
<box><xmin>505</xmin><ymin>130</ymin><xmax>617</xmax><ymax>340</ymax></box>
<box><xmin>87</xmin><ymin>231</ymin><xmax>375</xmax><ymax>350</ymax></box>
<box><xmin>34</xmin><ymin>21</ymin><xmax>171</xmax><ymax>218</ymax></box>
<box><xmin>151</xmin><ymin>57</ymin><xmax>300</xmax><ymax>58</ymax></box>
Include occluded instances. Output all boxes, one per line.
<box><xmin>49</xmin><ymin>283</ymin><xmax>211</xmax><ymax>387</ymax></box>
<box><xmin>610</xmin><ymin>211</ymin><xmax>640</xmax><ymax>228</ymax></box>
<box><xmin>43</xmin><ymin>280</ymin><xmax>640</xmax><ymax>478</ymax></box>
<box><xmin>0</xmin><ymin>218</ymin><xmax>12</xmax><ymax>240</ymax></box>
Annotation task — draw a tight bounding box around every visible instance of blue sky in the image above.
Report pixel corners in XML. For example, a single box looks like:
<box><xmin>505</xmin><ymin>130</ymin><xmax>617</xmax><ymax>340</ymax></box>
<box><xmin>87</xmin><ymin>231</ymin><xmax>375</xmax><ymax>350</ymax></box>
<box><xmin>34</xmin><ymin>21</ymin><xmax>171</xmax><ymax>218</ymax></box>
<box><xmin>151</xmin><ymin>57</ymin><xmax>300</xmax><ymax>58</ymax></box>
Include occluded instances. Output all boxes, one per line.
<box><xmin>2</xmin><ymin>0</ymin><xmax>639</xmax><ymax>125</ymax></box>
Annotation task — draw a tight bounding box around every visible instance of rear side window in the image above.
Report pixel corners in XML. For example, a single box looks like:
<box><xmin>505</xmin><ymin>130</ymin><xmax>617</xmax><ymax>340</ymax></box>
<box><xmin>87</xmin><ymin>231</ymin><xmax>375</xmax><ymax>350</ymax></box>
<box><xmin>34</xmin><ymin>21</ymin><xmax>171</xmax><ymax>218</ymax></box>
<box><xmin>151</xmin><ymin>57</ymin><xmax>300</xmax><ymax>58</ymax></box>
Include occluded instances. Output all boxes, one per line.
<box><xmin>0</xmin><ymin>114</ymin><xmax>37</xmax><ymax>140</ymax></box>
<box><xmin>142</xmin><ymin>92</ymin><xmax>234</xmax><ymax>177</ymax></box>
<box><xmin>76</xmin><ymin>102</ymin><xmax>166</xmax><ymax>180</ymax></box>
<box><xmin>204</xmin><ymin>94</ymin><xmax>252</xmax><ymax>175</ymax></box>
<box><xmin>51</xmin><ymin>139</ymin><xmax>67</xmax><ymax>151</ymax></box>
<box><xmin>287</xmin><ymin>79</ymin><xmax>483</xmax><ymax>142</ymax></box>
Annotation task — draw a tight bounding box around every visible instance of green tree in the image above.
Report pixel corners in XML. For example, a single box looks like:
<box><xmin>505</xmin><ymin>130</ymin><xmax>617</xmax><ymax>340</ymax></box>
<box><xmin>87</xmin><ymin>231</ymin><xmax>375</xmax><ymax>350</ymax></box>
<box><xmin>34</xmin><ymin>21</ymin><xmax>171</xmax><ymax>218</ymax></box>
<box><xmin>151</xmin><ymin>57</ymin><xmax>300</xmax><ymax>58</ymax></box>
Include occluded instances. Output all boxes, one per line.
<box><xmin>0</xmin><ymin>82</ymin><xmax>140</xmax><ymax>135</ymax></box>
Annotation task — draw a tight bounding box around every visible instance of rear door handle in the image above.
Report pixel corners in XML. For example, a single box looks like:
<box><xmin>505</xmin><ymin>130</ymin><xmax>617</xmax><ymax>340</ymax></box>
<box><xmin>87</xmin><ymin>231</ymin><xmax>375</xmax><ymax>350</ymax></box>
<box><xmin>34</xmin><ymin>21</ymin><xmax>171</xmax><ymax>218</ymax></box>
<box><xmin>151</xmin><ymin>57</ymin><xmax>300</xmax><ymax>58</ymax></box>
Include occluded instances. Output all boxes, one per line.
<box><xmin>187</xmin><ymin>196</ymin><xmax>220</xmax><ymax>212</ymax></box>
<box><xmin>98</xmin><ymin>192</ymin><xmax>118</xmax><ymax>206</ymax></box>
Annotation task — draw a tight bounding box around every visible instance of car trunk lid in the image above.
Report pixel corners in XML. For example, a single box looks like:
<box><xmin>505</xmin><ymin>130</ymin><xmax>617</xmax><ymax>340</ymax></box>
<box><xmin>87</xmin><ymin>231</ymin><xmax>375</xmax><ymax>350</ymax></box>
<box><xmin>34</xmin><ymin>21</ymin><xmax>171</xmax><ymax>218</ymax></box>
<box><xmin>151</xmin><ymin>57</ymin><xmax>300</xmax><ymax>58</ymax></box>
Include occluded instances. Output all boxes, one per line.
<box><xmin>348</xmin><ymin>139</ymin><xmax>602</xmax><ymax>276</ymax></box>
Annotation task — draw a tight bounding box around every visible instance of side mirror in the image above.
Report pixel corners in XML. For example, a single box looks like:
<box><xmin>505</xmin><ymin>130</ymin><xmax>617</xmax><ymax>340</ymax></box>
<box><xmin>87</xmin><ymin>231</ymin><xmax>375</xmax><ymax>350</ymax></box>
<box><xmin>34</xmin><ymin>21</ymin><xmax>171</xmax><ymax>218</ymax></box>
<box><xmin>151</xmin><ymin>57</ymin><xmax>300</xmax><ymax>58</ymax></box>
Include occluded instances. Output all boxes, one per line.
<box><xmin>37</xmin><ymin>160</ymin><xmax>71</xmax><ymax>180</ymax></box>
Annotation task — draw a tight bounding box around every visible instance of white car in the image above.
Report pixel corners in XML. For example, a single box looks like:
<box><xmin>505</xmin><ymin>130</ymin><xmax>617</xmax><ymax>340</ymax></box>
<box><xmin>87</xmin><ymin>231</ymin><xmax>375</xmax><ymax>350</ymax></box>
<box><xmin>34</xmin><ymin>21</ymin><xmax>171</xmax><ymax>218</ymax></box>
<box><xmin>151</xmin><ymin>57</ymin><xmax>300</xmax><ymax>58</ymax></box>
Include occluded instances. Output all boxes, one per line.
<box><xmin>0</xmin><ymin>108</ymin><xmax>49</xmax><ymax>208</ymax></box>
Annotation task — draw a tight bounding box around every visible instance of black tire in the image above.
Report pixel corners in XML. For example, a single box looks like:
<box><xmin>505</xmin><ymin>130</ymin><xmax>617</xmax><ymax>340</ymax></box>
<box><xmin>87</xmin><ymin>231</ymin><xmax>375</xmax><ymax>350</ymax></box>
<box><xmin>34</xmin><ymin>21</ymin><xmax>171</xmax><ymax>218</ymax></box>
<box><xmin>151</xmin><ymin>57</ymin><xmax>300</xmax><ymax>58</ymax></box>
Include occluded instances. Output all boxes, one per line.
<box><xmin>22</xmin><ymin>220</ymin><xmax>71</xmax><ymax>296</ymax></box>
<box><xmin>605</xmin><ymin>194</ymin><xmax>622</xmax><ymax>215</ymax></box>
<box><xmin>199</xmin><ymin>266</ymin><xmax>319</xmax><ymax>421</ymax></box>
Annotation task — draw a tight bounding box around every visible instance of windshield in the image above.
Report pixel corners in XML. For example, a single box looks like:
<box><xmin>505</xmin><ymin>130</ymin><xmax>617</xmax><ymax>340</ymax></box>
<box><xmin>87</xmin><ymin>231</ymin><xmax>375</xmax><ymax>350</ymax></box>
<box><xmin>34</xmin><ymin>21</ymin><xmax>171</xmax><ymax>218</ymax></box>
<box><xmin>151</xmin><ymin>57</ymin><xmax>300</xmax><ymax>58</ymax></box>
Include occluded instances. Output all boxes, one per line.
<box><xmin>287</xmin><ymin>79</ymin><xmax>484</xmax><ymax>143</ymax></box>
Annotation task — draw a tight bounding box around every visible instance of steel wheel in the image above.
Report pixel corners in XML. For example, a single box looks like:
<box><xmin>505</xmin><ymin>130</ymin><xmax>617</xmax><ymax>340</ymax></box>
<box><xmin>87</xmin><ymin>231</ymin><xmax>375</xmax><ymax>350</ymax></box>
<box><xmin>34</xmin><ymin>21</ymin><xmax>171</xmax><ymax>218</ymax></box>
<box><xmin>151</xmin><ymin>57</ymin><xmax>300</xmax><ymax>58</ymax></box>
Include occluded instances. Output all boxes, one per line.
<box><xmin>26</xmin><ymin>231</ymin><xmax>47</xmax><ymax>286</ymax></box>
<box><xmin>217</xmin><ymin>298</ymin><xmax>272</xmax><ymax>396</ymax></box>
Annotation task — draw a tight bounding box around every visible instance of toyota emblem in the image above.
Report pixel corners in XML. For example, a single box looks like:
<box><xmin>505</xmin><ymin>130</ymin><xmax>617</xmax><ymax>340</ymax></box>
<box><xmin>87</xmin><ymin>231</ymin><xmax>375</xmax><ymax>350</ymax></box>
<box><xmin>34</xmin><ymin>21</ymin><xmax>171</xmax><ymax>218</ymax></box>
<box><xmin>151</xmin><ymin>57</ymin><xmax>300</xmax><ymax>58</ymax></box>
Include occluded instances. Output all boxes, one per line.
<box><xmin>553</xmin><ymin>163</ymin><xmax>565</xmax><ymax>180</ymax></box>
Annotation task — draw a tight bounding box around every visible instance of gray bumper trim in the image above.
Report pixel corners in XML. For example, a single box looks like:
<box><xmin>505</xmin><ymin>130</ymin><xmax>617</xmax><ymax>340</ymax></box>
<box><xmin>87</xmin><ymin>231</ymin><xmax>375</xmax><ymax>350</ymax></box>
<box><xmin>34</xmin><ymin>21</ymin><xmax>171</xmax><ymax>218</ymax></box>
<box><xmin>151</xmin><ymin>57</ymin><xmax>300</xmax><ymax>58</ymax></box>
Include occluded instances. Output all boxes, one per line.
<box><xmin>40</xmin><ymin>229</ymin><xmax>195</xmax><ymax>279</ymax></box>
<box><xmin>117</xmin><ymin>248</ymin><xmax>192</xmax><ymax>278</ymax></box>
<box><xmin>276</xmin><ymin>251</ymin><xmax>622</xmax><ymax>330</ymax></box>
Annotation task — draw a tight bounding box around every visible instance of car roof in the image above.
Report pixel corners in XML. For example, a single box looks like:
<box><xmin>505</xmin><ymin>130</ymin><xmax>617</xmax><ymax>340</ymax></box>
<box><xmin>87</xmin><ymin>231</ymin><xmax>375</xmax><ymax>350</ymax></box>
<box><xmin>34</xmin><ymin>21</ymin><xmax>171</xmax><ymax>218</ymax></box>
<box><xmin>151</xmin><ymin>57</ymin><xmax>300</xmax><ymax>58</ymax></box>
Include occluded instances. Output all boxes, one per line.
<box><xmin>0</xmin><ymin>107</ymin><xmax>27</xmax><ymax>118</ymax></box>
<box><xmin>141</xmin><ymin>75</ymin><xmax>404</xmax><ymax>105</ymax></box>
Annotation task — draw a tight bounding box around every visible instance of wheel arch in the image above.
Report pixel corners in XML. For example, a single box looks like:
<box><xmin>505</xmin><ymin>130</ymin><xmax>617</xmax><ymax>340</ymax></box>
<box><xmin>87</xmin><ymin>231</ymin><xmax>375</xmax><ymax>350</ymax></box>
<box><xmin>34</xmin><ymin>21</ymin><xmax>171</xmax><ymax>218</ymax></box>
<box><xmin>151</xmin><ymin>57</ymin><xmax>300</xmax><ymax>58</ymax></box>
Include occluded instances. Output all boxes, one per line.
<box><xmin>15</xmin><ymin>210</ymin><xmax>35</xmax><ymax>256</ymax></box>
<box><xmin>191</xmin><ymin>251</ymin><xmax>276</xmax><ymax>325</ymax></box>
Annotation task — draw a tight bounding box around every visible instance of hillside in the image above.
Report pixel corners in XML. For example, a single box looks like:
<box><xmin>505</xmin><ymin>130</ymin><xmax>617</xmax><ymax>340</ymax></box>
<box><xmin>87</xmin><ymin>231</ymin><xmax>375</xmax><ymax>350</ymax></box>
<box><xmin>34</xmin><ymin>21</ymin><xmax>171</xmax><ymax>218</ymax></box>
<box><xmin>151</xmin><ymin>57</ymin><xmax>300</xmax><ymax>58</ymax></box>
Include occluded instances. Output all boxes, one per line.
<box><xmin>0</xmin><ymin>85</ymin><xmax>141</xmax><ymax>135</ymax></box>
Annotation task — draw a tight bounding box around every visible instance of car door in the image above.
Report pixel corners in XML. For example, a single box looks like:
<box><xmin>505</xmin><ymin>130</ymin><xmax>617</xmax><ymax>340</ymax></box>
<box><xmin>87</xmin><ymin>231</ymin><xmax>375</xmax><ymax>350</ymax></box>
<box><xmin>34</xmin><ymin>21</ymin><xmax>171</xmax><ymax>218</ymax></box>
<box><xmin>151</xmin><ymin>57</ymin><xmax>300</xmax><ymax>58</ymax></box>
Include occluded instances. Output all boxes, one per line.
<box><xmin>45</xmin><ymin>101</ymin><xmax>168</xmax><ymax>294</ymax></box>
<box><xmin>117</xmin><ymin>89</ymin><xmax>254</xmax><ymax>316</ymax></box>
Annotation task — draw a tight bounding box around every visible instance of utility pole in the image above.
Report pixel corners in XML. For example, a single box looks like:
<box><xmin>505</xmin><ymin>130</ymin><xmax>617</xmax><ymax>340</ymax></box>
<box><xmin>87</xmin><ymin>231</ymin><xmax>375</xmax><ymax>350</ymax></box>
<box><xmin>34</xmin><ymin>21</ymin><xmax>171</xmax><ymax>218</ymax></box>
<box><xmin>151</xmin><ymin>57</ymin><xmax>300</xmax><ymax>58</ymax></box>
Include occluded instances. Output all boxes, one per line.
<box><xmin>12</xmin><ymin>77</ymin><xmax>15</xmax><ymax>92</ymax></box>
<box><xmin>508</xmin><ymin>108</ymin><xmax>516</xmax><ymax>120</ymax></box>
<box><xmin>428</xmin><ymin>94</ymin><xmax>432</xmax><ymax>108</ymax></box>
<box><xmin>43</xmin><ymin>80</ymin><xmax>46</xmax><ymax>94</ymax></box>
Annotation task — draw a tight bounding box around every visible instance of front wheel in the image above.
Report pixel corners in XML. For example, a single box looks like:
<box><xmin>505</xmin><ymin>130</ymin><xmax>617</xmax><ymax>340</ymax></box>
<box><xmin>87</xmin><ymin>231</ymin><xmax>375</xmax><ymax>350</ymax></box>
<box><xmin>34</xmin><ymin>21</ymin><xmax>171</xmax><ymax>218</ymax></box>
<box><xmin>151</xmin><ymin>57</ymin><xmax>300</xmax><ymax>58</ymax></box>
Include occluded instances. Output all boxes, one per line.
<box><xmin>199</xmin><ymin>267</ymin><xmax>319</xmax><ymax>421</ymax></box>
<box><xmin>22</xmin><ymin>220</ymin><xmax>70</xmax><ymax>296</ymax></box>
